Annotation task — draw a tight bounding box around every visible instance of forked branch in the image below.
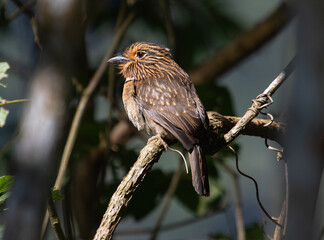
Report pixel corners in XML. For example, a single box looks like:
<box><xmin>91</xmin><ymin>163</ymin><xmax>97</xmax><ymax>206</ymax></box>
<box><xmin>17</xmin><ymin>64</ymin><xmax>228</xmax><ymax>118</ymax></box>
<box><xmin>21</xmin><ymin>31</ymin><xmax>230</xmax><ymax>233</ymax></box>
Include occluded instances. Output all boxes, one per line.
<box><xmin>92</xmin><ymin>57</ymin><xmax>294</xmax><ymax>240</ymax></box>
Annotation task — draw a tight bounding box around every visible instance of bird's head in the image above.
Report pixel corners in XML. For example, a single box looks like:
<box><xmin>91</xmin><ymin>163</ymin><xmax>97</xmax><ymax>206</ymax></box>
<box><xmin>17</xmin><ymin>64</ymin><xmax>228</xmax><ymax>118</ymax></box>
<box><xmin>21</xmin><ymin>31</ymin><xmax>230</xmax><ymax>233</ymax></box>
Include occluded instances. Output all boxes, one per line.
<box><xmin>107</xmin><ymin>42</ymin><xmax>174</xmax><ymax>80</ymax></box>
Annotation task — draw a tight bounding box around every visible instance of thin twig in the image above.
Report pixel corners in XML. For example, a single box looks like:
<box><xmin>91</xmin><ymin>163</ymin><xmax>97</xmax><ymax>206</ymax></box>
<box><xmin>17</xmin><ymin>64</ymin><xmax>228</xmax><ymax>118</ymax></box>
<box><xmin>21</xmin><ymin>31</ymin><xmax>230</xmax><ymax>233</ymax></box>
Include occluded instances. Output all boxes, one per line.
<box><xmin>0</xmin><ymin>98</ymin><xmax>29</xmax><ymax>106</ymax></box>
<box><xmin>273</xmin><ymin>199</ymin><xmax>287</xmax><ymax>240</ymax></box>
<box><xmin>47</xmin><ymin>196</ymin><xmax>67</xmax><ymax>240</ymax></box>
<box><xmin>54</xmin><ymin>11</ymin><xmax>135</xmax><ymax>195</ymax></box>
<box><xmin>41</xmin><ymin>11</ymin><xmax>136</xmax><ymax>237</ymax></box>
<box><xmin>150</xmin><ymin>159</ymin><xmax>183</xmax><ymax>240</ymax></box>
<box><xmin>7</xmin><ymin>0</ymin><xmax>36</xmax><ymax>21</ymax></box>
<box><xmin>283</xmin><ymin>159</ymin><xmax>288</xmax><ymax>236</ymax></box>
<box><xmin>159</xmin><ymin>0</ymin><xmax>176</xmax><ymax>49</ymax></box>
<box><xmin>228</xmin><ymin>146</ymin><xmax>281</xmax><ymax>227</ymax></box>
<box><xmin>219</xmin><ymin>161</ymin><xmax>246</xmax><ymax>240</ymax></box>
<box><xmin>273</xmin><ymin>159</ymin><xmax>289</xmax><ymax>240</ymax></box>
<box><xmin>224</xmin><ymin>57</ymin><xmax>295</xmax><ymax>144</ymax></box>
<box><xmin>106</xmin><ymin>64</ymin><xmax>115</xmax><ymax>146</ymax></box>
<box><xmin>93</xmin><ymin>136</ymin><xmax>166</xmax><ymax>240</ymax></box>
<box><xmin>10</xmin><ymin>0</ymin><xmax>35</xmax><ymax>19</ymax></box>
<box><xmin>116</xmin><ymin>207</ymin><xmax>227</xmax><ymax>236</ymax></box>
<box><xmin>207</xmin><ymin>112</ymin><xmax>286</xmax><ymax>147</ymax></box>
<box><xmin>282</xmin><ymin>159</ymin><xmax>289</xmax><ymax>238</ymax></box>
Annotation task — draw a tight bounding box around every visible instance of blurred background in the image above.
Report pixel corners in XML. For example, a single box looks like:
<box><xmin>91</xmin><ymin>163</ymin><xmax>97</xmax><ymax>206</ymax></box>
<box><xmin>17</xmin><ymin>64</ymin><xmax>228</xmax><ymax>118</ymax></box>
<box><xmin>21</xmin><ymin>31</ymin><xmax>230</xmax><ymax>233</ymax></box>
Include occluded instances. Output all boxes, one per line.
<box><xmin>0</xmin><ymin>0</ymin><xmax>312</xmax><ymax>239</ymax></box>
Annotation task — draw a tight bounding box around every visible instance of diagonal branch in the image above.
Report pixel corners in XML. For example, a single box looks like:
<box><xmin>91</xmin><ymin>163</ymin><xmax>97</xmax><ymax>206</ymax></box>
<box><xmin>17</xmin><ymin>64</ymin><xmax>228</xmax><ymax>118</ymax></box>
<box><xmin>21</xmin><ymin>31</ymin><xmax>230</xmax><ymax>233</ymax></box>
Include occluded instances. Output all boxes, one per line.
<box><xmin>207</xmin><ymin>112</ymin><xmax>286</xmax><ymax>145</ymax></box>
<box><xmin>93</xmin><ymin>111</ymin><xmax>286</xmax><ymax>240</ymax></box>
<box><xmin>54</xmin><ymin>11</ymin><xmax>135</xmax><ymax>195</ymax></box>
<box><xmin>93</xmin><ymin>137</ymin><xmax>166</xmax><ymax>240</ymax></box>
<box><xmin>115</xmin><ymin>207</ymin><xmax>227</xmax><ymax>235</ymax></box>
<box><xmin>93</xmin><ymin>58</ymin><xmax>295</xmax><ymax>240</ymax></box>
<box><xmin>189</xmin><ymin>3</ymin><xmax>292</xmax><ymax>84</ymax></box>
<box><xmin>149</xmin><ymin>160</ymin><xmax>183</xmax><ymax>240</ymax></box>
<box><xmin>7</xmin><ymin>0</ymin><xmax>36</xmax><ymax>22</ymax></box>
<box><xmin>47</xmin><ymin>196</ymin><xmax>67</xmax><ymax>240</ymax></box>
<box><xmin>10</xmin><ymin>0</ymin><xmax>35</xmax><ymax>19</ymax></box>
<box><xmin>223</xmin><ymin>57</ymin><xmax>295</xmax><ymax>145</ymax></box>
<box><xmin>41</xmin><ymin>11</ymin><xmax>136</xmax><ymax>236</ymax></box>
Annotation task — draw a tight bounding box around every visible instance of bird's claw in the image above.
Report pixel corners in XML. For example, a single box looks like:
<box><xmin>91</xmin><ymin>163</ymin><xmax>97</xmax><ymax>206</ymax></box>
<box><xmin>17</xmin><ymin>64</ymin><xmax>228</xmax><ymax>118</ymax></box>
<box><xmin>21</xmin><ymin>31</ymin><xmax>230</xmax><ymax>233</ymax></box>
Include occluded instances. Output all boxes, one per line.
<box><xmin>148</xmin><ymin>135</ymin><xmax>168</xmax><ymax>151</ymax></box>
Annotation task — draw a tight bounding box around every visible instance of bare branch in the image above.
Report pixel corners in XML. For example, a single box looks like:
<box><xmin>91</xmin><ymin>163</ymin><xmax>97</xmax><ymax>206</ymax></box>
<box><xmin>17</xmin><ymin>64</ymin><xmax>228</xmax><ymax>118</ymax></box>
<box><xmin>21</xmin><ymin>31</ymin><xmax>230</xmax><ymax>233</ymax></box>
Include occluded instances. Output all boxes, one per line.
<box><xmin>41</xmin><ymin>11</ymin><xmax>136</xmax><ymax>237</ymax></box>
<box><xmin>273</xmin><ymin>159</ymin><xmax>288</xmax><ymax>240</ymax></box>
<box><xmin>223</xmin><ymin>57</ymin><xmax>295</xmax><ymax>145</ymax></box>
<box><xmin>10</xmin><ymin>0</ymin><xmax>35</xmax><ymax>20</ymax></box>
<box><xmin>273</xmin><ymin>199</ymin><xmax>287</xmax><ymax>240</ymax></box>
<box><xmin>149</xmin><ymin>160</ymin><xmax>183</xmax><ymax>240</ymax></box>
<box><xmin>159</xmin><ymin>0</ymin><xmax>176</xmax><ymax>49</ymax></box>
<box><xmin>93</xmin><ymin>136</ymin><xmax>166</xmax><ymax>240</ymax></box>
<box><xmin>47</xmin><ymin>197</ymin><xmax>67</xmax><ymax>240</ymax></box>
<box><xmin>93</xmin><ymin>58</ymin><xmax>294</xmax><ymax>240</ymax></box>
<box><xmin>0</xmin><ymin>98</ymin><xmax>29</xmax><ymax>106</ymax></box>
<box><xmin>116</xmin><ymin>207</ymin><xmax>227</xmax><ymax>236</ymax></box>
<box><xmin>7</xmin><ymin>0</ymin><xmax>36</xmax><ymax>22</ymax></box>
<box><xmin>189</xmin><ymin>3</ymin><xmax>292</xmax><ymax>84</ymax></box>
<box><xmin>93</xmin><ymin>111</ymin><xmax>286</xmax><ymax>240</ymax></box>
<box><xmin>220</xmin><ymin>161</ymin><xmax>246</xmax><ymax>240</ymax></box>
<box><xmin>208</xmin><ymin>112</ymin><xmax>286</xmax><ymax>147</ymax></box>
<box><xmin>54</xmin><ymin>11</ymin><xmax>135</xmax><ymax>194</ymax></box>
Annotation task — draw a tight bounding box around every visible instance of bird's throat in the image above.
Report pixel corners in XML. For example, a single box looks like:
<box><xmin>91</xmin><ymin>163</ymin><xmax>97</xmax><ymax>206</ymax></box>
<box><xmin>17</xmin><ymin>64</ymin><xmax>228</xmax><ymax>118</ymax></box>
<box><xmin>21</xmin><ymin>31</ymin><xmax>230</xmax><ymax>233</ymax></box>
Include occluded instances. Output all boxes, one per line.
<box><xmin>125</xmin><ymin>77</ymin><xmax>136</xmax><ymax>83</ymax></box>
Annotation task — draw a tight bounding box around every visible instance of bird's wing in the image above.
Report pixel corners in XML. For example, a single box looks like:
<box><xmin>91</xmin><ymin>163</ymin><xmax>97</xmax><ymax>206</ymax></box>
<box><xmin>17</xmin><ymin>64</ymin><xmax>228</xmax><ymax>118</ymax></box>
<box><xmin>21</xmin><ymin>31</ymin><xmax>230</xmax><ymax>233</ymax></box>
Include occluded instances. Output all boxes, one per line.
<box><xmin>134</xmin><ymin>76</ymin><xmax>207</xmax><ymax>151</ymax></box>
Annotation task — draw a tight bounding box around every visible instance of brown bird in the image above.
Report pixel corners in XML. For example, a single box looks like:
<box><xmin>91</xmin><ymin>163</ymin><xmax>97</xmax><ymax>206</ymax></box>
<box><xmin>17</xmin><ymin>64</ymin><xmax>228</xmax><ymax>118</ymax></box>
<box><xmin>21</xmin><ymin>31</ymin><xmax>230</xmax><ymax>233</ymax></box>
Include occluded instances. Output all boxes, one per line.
<box><xmin>108</xmin><ymin>42</ymin><xmax>209</xmax><ymax>196</ymax></box>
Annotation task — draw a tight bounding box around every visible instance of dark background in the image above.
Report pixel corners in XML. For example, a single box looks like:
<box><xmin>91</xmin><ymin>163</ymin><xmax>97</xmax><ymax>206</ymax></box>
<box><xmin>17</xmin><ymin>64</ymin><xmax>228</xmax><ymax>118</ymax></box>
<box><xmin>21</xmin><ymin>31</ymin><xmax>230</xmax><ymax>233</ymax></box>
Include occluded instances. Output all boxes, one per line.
<box><xmin>1</xmin><ymin>0</ymin><xmax>323</xmax><ymax>240</ymax></box>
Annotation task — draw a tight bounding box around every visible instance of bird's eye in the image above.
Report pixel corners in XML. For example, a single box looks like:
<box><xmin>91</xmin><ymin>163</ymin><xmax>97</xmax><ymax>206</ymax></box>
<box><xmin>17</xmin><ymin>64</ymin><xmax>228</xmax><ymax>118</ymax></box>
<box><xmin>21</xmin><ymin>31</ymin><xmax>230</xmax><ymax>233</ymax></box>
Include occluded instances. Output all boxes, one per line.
<box><xmin>136</xmin><ymin>51</ymin><xmax>146</xmax><ymax>59</ymax></box>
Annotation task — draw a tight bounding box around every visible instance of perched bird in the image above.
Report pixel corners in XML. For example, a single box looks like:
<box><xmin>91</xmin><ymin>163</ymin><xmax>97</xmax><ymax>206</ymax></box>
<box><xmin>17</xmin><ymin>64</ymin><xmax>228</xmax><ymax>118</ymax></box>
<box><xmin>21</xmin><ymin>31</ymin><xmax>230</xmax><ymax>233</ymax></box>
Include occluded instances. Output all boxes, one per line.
<box><xmin>108</xmin><ymin>42</ymin><xmax>209</xmax><ymax>196</ymax></box>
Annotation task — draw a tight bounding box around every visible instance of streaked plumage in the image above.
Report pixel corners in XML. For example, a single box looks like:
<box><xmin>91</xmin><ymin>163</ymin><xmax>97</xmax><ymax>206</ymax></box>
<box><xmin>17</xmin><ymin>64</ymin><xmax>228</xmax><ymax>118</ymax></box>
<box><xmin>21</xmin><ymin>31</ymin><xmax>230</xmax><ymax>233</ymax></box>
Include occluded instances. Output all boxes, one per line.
<box><xmin>108</xmin><ymin>42</ymin><xmax>209</xmax><ymax>196</ymax></box>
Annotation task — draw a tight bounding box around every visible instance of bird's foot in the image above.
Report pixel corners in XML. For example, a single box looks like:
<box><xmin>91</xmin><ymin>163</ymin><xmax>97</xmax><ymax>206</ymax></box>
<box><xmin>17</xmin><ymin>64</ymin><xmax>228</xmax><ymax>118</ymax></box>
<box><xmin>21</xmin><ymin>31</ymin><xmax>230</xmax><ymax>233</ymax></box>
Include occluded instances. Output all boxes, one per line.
<box><xmin>148</xmin><ymin>135</ymin><xmax>169</xmax><ymax>151</ymax></box>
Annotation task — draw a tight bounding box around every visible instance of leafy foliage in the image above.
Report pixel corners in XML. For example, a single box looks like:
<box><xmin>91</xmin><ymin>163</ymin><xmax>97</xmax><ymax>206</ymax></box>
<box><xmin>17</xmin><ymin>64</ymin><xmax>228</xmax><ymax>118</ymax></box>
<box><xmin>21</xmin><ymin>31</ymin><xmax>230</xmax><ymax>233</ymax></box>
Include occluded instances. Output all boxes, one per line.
<box><xmin>245</xmin><ymin>223</ymin><xmax>265</xmax><ymax>240</ymax></box>
<box><xmin>0</xmin><ymin>176</ymin><xmax>13</xmax><ymax>205</ymax></box>
<box><xmin>51</xmin><ymin>189</ymin><xmax>65</xmax><ymax>201</ymax></box>
<box><xmin>0</xmin><ymin>62</ymin><xmax>9</xmax><ymax>84</ymax></box>
<box><xmin>0</xmin><ymin>107</ymin><xmax>9</xmax><ymax>128</ymax></box>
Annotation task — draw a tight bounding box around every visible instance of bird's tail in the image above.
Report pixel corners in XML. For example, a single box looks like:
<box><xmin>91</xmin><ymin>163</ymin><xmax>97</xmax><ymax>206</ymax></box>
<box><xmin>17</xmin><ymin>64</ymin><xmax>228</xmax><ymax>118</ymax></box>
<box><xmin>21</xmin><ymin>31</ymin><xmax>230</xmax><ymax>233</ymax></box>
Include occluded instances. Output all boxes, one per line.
<box><xmin>188</xmin><ymin>145</ymin><xmax>209</xmax><ymax>196</ymax></box>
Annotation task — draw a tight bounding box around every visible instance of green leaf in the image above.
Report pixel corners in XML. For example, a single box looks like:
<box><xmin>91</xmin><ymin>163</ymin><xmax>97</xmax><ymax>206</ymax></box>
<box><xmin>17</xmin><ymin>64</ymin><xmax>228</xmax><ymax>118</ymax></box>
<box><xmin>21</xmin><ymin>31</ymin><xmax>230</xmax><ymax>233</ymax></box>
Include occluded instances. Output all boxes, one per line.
<box><xmin>0</xmin><ymin>107</ymin><xmax>9</xmax><ymax>128</ymax></box>
<box><xmin>246</xmin><ymin>223</ymin><xmax>265</xmax><ymax>240</ymax></box>
<box><xmin>0</xmin><ymin>97</ymin><xmax>5</xmax><ymax>104</ymax></box>
<box><xmin>0</xmin><ymin>62</ymin><xmax>10</xmax><ymax>86</ymax></box>
<box><xmin>0</xmin><ymin>176</ymin><xmax>13</xmax><ymax>205</ymax></box>
<box><xmin>0</xmin><ymin>192</ymin><xmax>11</xmax><ymax>204</ymax></box>
<box><xmin>0</xmin><ymin>176</ymin><xmax>13</xmax><ymax>193</ymax></box>
<box><xmin>51</xmin><ymin>189</ymin><xmax>65</xmax><ymax>201</ymax></box>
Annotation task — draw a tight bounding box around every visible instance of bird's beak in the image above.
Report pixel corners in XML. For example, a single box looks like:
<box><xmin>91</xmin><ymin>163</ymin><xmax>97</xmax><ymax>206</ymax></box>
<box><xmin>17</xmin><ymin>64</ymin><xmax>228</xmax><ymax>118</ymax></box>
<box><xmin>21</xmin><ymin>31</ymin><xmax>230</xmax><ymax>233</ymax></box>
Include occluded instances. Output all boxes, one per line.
<box><xmin>107</xmin><ymin>55</ymin><xmax>131</xmax><ymax>64</ymax></box>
